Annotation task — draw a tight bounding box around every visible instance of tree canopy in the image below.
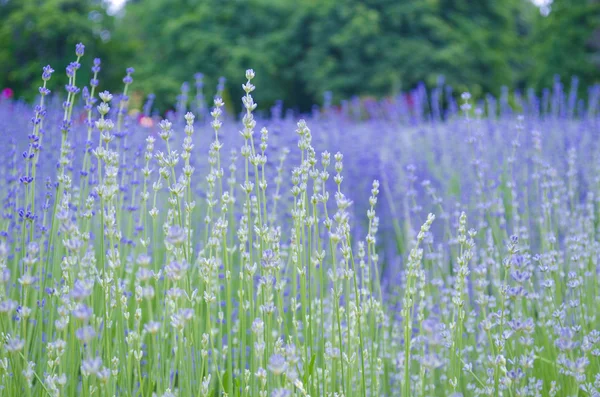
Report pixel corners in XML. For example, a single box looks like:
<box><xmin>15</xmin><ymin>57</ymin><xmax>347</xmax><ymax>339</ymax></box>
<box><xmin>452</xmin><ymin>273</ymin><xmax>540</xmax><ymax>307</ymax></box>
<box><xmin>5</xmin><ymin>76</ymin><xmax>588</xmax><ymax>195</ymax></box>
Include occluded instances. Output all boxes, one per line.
<box><xmin>1</xmin><ymin>0</ymin><xmax>598</xmax><ymax>112</ymax></box>
<box><xmin>0</xmin><ymin>0</ymin><xmax>128</xmax><ymax>101</ymax></box>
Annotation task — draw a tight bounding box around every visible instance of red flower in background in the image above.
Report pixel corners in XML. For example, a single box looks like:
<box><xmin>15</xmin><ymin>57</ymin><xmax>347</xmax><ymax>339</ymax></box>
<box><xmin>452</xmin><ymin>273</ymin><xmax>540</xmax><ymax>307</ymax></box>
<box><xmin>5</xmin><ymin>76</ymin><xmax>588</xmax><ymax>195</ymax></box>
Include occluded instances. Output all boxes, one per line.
<box><xmin>1</xmin><ymin>88</ymin><xmax>14</xmax><ymax>99</ymax></box>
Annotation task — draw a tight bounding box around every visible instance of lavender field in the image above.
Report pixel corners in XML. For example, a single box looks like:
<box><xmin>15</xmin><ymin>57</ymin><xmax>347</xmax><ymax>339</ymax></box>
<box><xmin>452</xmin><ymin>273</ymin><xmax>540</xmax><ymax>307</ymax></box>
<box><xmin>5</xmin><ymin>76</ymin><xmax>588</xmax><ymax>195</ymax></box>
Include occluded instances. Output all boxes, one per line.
<box><xmin>1</xmin><ymin>44</ymin><xmax>600</xmax><ymax>397</ymax></box>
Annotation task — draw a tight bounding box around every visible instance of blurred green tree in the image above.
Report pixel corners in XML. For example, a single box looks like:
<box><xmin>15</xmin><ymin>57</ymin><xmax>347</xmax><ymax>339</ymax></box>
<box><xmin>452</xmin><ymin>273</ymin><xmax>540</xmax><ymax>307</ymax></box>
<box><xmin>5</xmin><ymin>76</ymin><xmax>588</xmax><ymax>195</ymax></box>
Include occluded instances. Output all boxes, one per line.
<box><xmin>296</xmin><ymin>0</ymin><xmax>440</xmax><ymax>101</ymax></box>
<box><xmin>528</xmin><ymin>0</ymin><xmax>600</xmax><ymax>91</ymax></box>
<box><xmin>291</xmin><ymin>0</ymin><xmax>536</xmax><ymax>103</ymax></box>
<box><xmin>115</xmin><ymin>0</ymin><xmax>306</xmax><ymax>113</ymax></box>
<box><xmin>0</xmin><ymin>0</ymin><xmax>125</xmax><ymax>101</ymax></box>
<box><xmin>429</xmin><ymin>0</ymin><xmax>534</xmax><ymax>97</ymax></box>
<box><xmin>1</xmin><ymin>0</ymin><xmax>598</xmax><ymax>112</ymax></box>
<box><xmin>116</xmin><ymin>0</ymin><xmax>537</xmax><ymax>111</ymax></box>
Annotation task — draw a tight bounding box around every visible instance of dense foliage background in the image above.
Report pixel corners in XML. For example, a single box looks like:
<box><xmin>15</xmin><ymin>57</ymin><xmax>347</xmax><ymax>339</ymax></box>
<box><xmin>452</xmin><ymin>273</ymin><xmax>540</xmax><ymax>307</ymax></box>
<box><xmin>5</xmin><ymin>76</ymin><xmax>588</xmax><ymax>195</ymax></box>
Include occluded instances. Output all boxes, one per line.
<box><xmin>1</xmin><ymin>0</ymin><xmax>599</xmax><ymax>111</ymax></box>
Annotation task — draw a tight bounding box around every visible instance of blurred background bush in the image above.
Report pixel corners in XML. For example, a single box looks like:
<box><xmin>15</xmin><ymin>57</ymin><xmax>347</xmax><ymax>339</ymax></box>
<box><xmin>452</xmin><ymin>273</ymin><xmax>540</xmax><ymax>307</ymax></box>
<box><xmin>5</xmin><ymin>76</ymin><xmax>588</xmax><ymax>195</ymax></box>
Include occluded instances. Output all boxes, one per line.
<box><xmin>0</xmin><ymin>0</ymin><xmax>599</xmax><ymax>113</ymax></box>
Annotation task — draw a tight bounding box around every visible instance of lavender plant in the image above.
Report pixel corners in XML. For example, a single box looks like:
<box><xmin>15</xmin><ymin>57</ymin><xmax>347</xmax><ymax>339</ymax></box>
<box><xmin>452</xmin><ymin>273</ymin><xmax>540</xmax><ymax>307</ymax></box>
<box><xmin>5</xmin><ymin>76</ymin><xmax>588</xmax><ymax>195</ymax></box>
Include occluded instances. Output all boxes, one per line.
<box><xmin>0</xmin><ymin>43</ymin><xmax>599</xmax><ymax>397</ymax></box>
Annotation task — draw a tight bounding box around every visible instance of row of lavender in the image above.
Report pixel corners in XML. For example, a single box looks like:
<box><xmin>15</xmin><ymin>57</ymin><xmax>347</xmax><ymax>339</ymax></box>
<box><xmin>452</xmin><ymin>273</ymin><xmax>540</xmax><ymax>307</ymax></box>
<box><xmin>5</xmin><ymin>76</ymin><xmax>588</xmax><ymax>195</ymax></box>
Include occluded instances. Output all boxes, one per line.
<box><xmin>0</xmin><ymin>44</ymin><xmax>599</xmax><ymax>397</ymax></box>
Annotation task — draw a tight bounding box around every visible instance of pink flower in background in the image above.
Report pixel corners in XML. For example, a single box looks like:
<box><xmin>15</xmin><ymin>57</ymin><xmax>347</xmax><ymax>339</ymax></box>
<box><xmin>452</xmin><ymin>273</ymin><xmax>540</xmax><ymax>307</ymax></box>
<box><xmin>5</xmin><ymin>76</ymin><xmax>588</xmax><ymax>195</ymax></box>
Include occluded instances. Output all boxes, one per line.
<box><xmin>139</xmin><ymin>116</ymin><xmax>154</xmax><ymax>128</ymax></box>
<box><xmin>1</xmin><ymin>88</ymin><xmax>14</xmax><ymax>99</ymax></box>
